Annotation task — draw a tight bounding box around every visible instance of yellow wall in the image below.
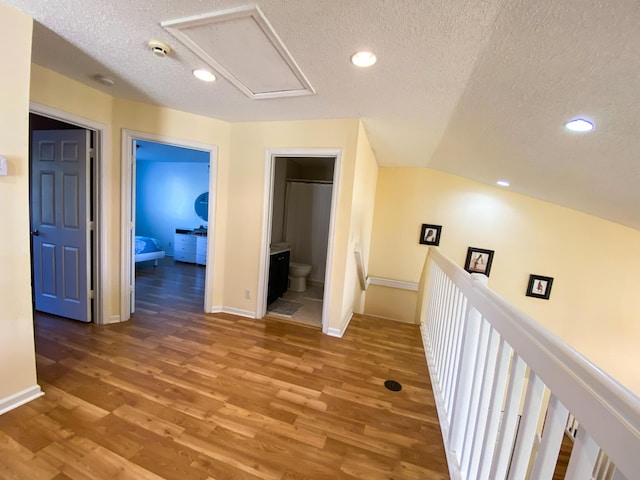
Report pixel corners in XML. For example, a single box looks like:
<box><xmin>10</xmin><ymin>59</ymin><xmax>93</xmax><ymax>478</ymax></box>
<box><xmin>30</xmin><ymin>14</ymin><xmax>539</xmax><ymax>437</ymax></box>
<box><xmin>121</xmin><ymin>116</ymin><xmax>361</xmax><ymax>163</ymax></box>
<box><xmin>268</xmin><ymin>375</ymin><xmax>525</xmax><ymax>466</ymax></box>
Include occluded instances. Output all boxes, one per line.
<box><xmin>28</xmin><ymin>66</ymin><xmax>366</xmax><ymax>332</ymax></box>
<box><xmin>30</xmin><ymin>67</ymin><xmax>232</xmax><ymax>317</ymax></box>
<box><xmin>0</xmin><ymin>6</ymin><xmax>37</xmax><ymax>400</ymax></box>
<box><xmin>228</xmin><ymin>120</ymin><xmax>360</xmax><ymax>330</ymax></box>
<box><xmin>30</xmin><ymin>64</ymin><xmax>114</xmax><ymax>125</ymax></box>
<box><xmin>367</xmin><ymin>167</ymin><xmax>640</xmax><ymax>394</ymax></box>
<box><xmin>343</xmin><ymin>122</ymin><xmax>379</xmax><ymax>320</ymax></box>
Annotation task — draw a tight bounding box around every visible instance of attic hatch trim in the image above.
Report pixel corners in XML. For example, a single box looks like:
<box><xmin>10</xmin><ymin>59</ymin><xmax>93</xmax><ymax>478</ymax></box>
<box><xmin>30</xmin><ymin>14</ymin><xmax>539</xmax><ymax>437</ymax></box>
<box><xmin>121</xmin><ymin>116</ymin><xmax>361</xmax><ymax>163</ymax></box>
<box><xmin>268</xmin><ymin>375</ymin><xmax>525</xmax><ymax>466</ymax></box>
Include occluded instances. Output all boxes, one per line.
<box><xmin>161</xmin><ymin>4</ymin><xmax>316</xmax><ymax>100</ymax></box>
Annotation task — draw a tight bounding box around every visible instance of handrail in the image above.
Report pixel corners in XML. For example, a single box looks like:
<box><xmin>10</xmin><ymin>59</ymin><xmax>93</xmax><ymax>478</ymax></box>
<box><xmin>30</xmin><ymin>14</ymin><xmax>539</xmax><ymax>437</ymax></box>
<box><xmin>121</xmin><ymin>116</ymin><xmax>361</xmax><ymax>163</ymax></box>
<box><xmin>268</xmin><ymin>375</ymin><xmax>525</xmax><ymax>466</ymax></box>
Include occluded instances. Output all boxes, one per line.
<box><xmin>420</xmin><ymin>247</ymin><xmax>640</xmax><ymax>480</ymax></box>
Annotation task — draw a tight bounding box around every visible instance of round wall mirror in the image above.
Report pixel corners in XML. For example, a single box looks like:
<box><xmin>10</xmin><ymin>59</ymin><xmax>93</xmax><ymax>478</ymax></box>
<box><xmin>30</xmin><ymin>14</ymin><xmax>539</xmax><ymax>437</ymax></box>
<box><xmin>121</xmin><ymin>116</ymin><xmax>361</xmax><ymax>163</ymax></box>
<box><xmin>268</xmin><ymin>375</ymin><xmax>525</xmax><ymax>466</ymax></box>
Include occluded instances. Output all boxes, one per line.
<box><xmin>194</xmin><ymin>192</ymin><xmax>208</xmax><ymax>222</ymax></box>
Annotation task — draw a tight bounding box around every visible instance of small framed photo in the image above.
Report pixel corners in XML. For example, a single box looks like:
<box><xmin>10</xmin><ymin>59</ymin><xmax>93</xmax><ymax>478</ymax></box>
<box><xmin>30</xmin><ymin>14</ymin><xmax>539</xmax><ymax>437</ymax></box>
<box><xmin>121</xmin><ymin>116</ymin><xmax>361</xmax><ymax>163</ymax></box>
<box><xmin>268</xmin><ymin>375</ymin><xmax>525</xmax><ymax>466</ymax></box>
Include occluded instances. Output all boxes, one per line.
<box><xmin>526</xmin><ymin>274</ymin><xmax>554</xmax><ymax>300</ymax></box>
<box><xmin>464</xmin><ymin>247</ymin><xmax>495</xmax><ymax>277</ymax></box>
<box><xmin>420</xmin><ymin>224</ymin><xmax>442</xmax><ymax>246</ymax></box>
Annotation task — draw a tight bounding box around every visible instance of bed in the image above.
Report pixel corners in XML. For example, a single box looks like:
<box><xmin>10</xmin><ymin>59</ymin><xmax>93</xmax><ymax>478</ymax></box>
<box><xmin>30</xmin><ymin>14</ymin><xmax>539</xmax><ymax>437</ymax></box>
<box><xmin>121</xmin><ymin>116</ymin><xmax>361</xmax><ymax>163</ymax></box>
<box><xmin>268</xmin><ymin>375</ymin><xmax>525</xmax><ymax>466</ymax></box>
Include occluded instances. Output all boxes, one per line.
<box><xmin>135</xmin><ymin>236</ymin><xmax>165</xmax><ymax>266</ymax></box>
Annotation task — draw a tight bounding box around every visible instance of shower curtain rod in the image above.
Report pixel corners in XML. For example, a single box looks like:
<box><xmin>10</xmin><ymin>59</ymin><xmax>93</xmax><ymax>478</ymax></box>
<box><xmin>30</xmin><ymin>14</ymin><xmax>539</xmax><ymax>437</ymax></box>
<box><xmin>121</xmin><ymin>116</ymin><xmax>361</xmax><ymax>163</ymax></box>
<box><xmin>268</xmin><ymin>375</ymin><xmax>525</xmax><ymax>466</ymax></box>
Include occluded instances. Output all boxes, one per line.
<box><xmin>286</xmin><ymin>178</ymin><xmax>333</xmax><ymax>185</ymax></box>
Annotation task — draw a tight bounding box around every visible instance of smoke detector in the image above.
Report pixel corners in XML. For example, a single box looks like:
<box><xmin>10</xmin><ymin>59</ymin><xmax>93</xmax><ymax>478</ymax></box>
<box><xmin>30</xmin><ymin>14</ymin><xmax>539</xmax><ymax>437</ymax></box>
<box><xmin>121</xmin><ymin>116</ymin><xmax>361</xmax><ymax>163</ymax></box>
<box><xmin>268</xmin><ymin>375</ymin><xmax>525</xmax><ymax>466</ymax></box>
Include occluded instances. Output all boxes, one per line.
<box><xmin>148</xmin><ymin>39</ymin><xmax>172</xmax><ymax>57</ymax></box>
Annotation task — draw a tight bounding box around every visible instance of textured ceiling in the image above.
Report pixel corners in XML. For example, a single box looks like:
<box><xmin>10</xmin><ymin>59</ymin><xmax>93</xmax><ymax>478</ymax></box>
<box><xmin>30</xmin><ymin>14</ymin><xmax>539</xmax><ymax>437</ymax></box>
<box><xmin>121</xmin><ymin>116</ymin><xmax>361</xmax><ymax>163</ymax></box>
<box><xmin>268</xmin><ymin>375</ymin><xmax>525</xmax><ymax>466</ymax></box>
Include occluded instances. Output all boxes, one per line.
<box><xmin>5</xmin><ymin>0</ymin><xmax>640</xmax><ymax>230</ymax></box>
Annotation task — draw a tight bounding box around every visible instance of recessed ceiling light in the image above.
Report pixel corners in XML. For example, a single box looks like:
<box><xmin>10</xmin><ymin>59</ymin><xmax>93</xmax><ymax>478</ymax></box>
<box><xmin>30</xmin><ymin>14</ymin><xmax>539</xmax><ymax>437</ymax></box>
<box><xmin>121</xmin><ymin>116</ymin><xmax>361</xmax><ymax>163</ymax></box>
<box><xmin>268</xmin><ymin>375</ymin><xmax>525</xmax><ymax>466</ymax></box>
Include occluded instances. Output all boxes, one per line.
<box><xmin>93</xmin><ymin>74</ymin><xmax>115</xmax><ymax>87</ymax></box>
<box><xmin>565</xmin><ymin>118</ymin><xmax>594</xmax><ymax>132</ymax></box>
<box><xmin>351</xmin><ymin>51</ymin><xmax>377</xmax><ymax>67</ymax></box>
<box><xmin>496</xmin><ymin>180</ymin><xmax>510</xmax><ymax>187</ymax></box>
<box><xmin>193</xmin><ymin>69</ymin><xmax>216</xmax><ymax>82</ymax></box>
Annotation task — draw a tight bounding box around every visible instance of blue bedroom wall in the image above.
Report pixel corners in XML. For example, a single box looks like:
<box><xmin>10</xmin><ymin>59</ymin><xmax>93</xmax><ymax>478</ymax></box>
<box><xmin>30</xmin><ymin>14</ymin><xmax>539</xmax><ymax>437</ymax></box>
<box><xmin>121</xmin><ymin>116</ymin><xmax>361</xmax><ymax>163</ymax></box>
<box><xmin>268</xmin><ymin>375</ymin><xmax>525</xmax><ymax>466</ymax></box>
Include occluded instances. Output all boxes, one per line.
<box><xmin>135</xmin><ymin>141</ymin><xmax>210</xmax><ymax>256</ymax></box>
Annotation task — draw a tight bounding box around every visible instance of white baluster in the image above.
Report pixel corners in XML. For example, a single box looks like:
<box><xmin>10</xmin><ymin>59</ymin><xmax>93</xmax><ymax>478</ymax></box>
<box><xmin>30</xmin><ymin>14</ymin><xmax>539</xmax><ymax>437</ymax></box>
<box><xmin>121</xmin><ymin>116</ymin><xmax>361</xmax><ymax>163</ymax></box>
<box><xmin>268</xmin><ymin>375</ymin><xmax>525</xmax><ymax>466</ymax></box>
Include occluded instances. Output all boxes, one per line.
<box><xmin>467</xmin><ymin>327</ymin><xmax>502</xmax><ymax>478</ymax></box>
<box><xmin>565</xmin><ymin>427</ymin><xmax>599</xmax><ymax>480</ymax></box>
<box><xmin>435</xmin><ymin>276</ymin><xmax>453</xmax><ymax>375</ymax></box>
<box><xmin>490</xmin><ymin>355</ymin><xmax>527</xmax><ymax>480</ymax></box>
<box><xmin>461</xmin><ymin>317</ymin><xmax>492</xmax><ymax>475</ymax></box>
<box><xmin>446</xmin><ymin>294</ymin><xmax>467</xmax><ymax>416</ymax></box>
<box><xmin>477</xmin><ymin>339</ymin><xmax>513</xmax><ymax>479</ymax></box>
<box><xmin>448</xmin><ymin>303</ymin><xmax>482</xmax><ymax>458</ymax></box>
<box><xmin>443</xmin><ymin>288</ymin><xmax>462</xmax><ymax>402</ymax></box>
<box><xmin>508</xmin><ymin>372</ymin><xmax>545</xmax><ymax>479</ymax></box>
<box><xmin>440</xmin><ymin>283</ymin><xmax>457</xmax><ymax>388</ymax></box>
<box><xmin>530</xmin><ymin>394</ymin><xmax>569</xmax><ymax>480</ymax></box>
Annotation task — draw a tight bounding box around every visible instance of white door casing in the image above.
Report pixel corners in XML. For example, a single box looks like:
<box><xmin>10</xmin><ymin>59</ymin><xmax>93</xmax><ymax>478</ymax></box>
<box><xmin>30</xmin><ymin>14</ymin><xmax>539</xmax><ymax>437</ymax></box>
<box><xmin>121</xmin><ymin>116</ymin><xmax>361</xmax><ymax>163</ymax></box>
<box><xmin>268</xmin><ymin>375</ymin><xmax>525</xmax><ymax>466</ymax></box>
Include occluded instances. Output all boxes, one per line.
<box><xmin>258</xmin><ymin>148</ymin><xmax>342</xmax><ymax>334</ymax></box>
<box><xmin>31</xmin><ymin>129</ymin><xmax>91</xmax><ymax>322</ymax></box>
<box><xmin>120</xmin><ymin>129</ymin><xmax>218</xmax><ymax>321</ymax></box>
<box><xmin>129</xmin><ymin>140</ymin><xmax>137</xmax><ymax>314</ymax></box>
<box><xmin>29</xmin><ymin>102</ymin><xmax>110</xmax><ymax>325</ymax></box>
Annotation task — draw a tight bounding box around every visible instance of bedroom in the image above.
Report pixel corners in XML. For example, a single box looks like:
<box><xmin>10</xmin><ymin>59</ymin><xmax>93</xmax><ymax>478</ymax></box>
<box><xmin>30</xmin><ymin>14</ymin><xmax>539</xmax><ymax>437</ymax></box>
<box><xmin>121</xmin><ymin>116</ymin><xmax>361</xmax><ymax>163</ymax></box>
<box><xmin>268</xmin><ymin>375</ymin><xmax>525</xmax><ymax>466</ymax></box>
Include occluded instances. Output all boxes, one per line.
<box><xmin>133</xmin><ymin>139</ymin><xmax>211</xmax><ymax>312</ymax></box>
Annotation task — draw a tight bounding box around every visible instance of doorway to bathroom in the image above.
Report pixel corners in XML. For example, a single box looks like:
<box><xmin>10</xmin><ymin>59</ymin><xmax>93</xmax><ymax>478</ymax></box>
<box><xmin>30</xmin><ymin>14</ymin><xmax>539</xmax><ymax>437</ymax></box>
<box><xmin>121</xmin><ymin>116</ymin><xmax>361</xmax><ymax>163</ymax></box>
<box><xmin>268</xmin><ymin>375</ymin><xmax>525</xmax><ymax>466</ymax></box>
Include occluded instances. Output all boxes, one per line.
<box><xmin>259</xmin><ymin>150</ymin><xmax>341</xmax><ymax>332</ymax></box>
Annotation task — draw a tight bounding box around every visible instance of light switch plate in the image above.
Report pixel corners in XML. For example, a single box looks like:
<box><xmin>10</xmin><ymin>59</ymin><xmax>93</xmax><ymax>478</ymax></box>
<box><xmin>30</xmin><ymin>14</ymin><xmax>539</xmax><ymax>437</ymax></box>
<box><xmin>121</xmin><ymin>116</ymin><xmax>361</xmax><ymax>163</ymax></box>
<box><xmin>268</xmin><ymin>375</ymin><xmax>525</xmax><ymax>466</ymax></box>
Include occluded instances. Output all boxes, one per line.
<box><xmin>0</xmin><ymin>156</ymin><xmax>7</xmax><ymax>176</ymax></box>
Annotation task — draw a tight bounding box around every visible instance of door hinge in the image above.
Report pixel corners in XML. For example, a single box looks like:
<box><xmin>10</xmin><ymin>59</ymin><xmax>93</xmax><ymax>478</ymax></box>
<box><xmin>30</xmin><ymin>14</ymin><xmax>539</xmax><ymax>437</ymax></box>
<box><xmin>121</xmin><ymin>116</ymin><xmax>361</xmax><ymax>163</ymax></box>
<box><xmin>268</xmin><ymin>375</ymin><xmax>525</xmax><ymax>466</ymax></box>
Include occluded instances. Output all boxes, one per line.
<box><xmin>88</xmin><ymin>221</ymin><xmax>95</xmax><ymax>231</ymax></box>
<box><xmin>89</xmin><ymin>148</ymin><xmax>95</xmax><ymax>159</ymax></box>
<box><xmin>89</xmin><ymin>290</ymin><xmax>95</xmax><ymax>299</ymax></box>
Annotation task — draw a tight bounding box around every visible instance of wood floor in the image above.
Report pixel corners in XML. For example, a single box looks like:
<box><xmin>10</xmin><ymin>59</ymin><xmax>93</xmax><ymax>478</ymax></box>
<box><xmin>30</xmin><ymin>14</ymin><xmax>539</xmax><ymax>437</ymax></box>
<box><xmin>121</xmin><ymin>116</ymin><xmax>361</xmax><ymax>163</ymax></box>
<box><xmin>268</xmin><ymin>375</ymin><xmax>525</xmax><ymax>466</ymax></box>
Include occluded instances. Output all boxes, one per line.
<box><xmin>0</xmin><ymin>260</ymin><xmax>449</xmax><ymax>479</ymax></box>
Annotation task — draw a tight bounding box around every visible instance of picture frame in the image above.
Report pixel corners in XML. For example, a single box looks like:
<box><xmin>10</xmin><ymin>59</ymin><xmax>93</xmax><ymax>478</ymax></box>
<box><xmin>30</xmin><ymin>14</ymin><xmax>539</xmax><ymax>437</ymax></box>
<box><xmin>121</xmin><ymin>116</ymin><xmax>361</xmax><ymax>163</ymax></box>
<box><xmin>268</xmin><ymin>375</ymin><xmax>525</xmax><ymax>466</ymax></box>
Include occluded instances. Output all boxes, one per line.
<box><xmin>526</xmin><ymin>274</ymin><xmax>554</xmax><ymax>300</ymax></box>
<box><xmin>420</xmin><ymin>224</ymin><xmax>442</xmax><ymax>246</ymax></box>
<box><xmin>464</xmin><ymin>247</ymin><xmax>495</xmax><ymax>277</ymax></box>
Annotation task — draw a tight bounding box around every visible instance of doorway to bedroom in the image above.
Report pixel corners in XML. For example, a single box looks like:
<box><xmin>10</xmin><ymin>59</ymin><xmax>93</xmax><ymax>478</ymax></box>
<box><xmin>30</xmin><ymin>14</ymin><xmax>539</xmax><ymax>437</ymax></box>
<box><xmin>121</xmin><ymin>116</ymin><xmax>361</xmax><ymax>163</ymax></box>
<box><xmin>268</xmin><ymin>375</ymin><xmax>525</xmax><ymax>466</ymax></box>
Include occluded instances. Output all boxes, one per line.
<box><xmin>28</xmin><ymin>112</ymin><xmax>104</xmax><ymax>323</ymax></box>
<box><xmin>129</xmin><ymin>137</ymin><xmax>212</xmax><ymax>316</ymax></box>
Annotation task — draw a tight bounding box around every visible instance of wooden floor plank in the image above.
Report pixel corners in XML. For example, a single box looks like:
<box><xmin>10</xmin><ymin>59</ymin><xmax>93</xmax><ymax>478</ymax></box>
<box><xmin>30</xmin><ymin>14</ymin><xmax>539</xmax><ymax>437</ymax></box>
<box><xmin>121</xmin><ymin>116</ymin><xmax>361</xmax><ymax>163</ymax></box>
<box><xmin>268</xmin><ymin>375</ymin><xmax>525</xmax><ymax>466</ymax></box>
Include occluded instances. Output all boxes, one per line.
<box><xmin>0</xmin><ymin>259</ymin><xmax>449</xmax><ymax>479</ymax></box>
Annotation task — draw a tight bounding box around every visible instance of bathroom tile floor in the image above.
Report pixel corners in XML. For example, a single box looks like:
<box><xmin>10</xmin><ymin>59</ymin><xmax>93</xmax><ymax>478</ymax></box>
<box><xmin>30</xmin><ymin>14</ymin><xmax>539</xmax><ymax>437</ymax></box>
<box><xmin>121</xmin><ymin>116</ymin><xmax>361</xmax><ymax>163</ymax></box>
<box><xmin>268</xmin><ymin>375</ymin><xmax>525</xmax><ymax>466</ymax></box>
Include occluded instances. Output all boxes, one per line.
<box><xmin>270</xmin><ymin>284</ymin><xmax>324</xmax><ymax>328</ymax></box>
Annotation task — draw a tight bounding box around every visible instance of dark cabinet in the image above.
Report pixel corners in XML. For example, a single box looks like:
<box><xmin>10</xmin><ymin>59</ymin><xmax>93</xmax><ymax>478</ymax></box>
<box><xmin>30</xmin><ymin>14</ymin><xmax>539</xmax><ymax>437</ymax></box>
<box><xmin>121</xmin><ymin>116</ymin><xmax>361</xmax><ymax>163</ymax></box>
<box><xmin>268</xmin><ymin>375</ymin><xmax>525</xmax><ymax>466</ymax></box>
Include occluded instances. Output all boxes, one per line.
<box><xmin>268</xmin><ymin>250</ymin><xmax>290</xmax><ymax>305</ymax></box>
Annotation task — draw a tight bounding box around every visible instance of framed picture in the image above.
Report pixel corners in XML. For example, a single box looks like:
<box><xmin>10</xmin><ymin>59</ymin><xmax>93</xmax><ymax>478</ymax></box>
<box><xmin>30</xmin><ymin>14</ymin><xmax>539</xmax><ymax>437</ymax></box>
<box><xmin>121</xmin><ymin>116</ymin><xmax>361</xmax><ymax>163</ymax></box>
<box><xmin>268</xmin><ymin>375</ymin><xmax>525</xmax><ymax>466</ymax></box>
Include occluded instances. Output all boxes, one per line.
<box><xmin>464</xmin><ymin>247</ymin><xmax>495</xmax><ymax>276</ymax></box>
<box><xmin>526</xmin><ymin>274</ymin><xmax>554</xmax><ymax>300</ymax></box>
<box><xmin>420</xmin><ymin>224</ymin><xmax>442</xmax><ymax>246</ymax></box>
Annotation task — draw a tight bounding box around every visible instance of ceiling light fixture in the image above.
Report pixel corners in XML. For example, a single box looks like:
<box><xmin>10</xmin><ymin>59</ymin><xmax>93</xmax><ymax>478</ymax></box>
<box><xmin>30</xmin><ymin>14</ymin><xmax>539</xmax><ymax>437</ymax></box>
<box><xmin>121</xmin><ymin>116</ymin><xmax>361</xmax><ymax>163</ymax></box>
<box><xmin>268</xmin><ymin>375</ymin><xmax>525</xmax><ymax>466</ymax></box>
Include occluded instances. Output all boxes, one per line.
<box><xmin>351</xmin><ymin>50</ymin><xmax>377</xmax><ymax>67</ymax></box>
<box><xmin>565</xmin><ymin>118</ymin><xmax>594</xmax><ymax>132</ymax></box>
<box><xmin>193</xmin><ymin>69</ymin><xmax>216</xmax><ymax>82</ymax></box>
<box><xmin>93</xmin><ymin>74</ymin><xmax>115</xmax><ymax>87</ymax></box>
<box><xmin>496</xmin><ymin>180</ymin><xmax>510</xmax><ymax>187</ymax></box>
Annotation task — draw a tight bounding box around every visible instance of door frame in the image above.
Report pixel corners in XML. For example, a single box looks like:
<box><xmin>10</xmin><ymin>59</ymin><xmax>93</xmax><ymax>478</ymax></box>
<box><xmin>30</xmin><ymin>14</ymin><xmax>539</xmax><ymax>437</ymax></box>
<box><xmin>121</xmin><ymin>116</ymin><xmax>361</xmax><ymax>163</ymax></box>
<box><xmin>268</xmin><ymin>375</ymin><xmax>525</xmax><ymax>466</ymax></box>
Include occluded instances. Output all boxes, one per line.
<box><xmin>29</xmin><ymin>102</ymin><xmax>110</xmax><ymax>324</ymax></box>
<box><xmin>120</xmin><ymin>129</ymin><xmax>218</xmax><ymax>321</ymax></box>
<box><xmin>257</xmin><ymin>148</ymin><xmax>342</xmax><ymax>334</ymax></box>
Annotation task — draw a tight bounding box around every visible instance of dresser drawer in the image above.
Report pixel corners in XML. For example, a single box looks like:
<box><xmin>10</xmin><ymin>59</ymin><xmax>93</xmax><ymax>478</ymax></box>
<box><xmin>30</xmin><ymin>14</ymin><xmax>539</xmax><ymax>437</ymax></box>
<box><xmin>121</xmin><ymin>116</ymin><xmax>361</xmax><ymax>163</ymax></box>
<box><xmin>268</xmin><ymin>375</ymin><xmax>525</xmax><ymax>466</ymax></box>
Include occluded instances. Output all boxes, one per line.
<box><xmin>174</xmin><ymin>243</ymin><xmax>196</xmax><ymax>254</ymax></box>
<box><xmin>174</xmin><ymin>234</ymin><xmax>196</xmax><ymax>247</ymax></box>
<box><xmin>174</xmin><ymin>252</ymin><xmax>197</xmax><ymax>263</ymax></box>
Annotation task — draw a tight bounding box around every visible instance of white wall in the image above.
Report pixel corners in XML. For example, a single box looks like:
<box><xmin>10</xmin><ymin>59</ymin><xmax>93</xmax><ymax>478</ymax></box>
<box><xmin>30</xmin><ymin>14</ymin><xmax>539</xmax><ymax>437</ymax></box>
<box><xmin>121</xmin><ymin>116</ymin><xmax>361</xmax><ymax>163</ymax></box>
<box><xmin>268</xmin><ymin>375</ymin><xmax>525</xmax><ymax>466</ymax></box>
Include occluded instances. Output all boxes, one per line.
<box><xmin>284</xmin><ymin>181</ymin><xmax>333</xmax><ymax>284</ymax></box>
<box><xmin>136</xmin><ymin>161</ymin><xmax>210</xmax><ymax>255</ymax></box>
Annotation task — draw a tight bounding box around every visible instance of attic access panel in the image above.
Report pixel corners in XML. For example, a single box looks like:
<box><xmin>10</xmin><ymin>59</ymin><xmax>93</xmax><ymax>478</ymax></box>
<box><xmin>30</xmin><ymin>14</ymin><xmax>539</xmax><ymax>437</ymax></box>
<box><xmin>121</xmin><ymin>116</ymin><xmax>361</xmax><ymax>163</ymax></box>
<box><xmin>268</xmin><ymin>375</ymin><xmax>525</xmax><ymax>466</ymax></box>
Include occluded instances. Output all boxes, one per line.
<box><xmin>162</xmin><ymin>5</ymin><xmax>315</xmax><ymax>99</ymax></box>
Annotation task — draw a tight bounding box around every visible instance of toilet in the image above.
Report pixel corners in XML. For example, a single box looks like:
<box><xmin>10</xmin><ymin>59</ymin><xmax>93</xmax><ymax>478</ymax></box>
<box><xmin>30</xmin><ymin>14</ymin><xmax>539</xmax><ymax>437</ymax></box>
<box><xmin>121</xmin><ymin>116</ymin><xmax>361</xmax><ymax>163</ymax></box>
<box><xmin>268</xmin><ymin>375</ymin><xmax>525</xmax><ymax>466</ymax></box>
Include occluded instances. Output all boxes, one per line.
<box><xmin>288</xmin><ymin>262</ymin><xmax>312</xmax><ymax>292</ymax></box>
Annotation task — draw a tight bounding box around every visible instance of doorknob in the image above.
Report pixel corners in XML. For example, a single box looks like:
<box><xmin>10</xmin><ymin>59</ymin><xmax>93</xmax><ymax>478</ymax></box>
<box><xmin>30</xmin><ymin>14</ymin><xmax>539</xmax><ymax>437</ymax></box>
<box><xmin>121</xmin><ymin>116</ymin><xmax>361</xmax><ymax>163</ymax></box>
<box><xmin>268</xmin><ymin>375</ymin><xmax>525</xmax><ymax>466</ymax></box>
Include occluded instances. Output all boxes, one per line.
<box><xmin>31</xmin><ymin>230</ymin><xmax>40</xmax><ymax>236</ymax></box>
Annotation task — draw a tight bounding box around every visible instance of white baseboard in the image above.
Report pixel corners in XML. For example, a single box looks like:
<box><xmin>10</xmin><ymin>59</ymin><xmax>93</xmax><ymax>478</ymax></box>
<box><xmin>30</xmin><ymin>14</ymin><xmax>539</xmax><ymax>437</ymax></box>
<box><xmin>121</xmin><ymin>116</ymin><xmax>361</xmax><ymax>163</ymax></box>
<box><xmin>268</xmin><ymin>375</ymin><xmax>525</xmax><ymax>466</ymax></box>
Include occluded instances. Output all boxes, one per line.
<box><xmin>103</xmin><ymin>315</ymin><xmax>122</xmax><ymax>324</ymax></box>
<box><xmin>419</xmin><ymin>322</ymin><xmax>462</xmax><ymax>480</ymax></box>
<box><xmin>208</xmin><ymin>306</ymin><xmax>224</xmax><ymax>314</ymax></box>
<box><xmin>0</xmin><ymin>385</ymin><xmax>44</xmax><ymax>416</ymax></box>
<box><xmin>327</xmin><ymin>309</ymin><xmax>353</xmax><ymax>338</ymax></box>
<box><xmin>221</xmin><ymin>307</ymin><xmax>256</xmax><ymax>319</ymax></box>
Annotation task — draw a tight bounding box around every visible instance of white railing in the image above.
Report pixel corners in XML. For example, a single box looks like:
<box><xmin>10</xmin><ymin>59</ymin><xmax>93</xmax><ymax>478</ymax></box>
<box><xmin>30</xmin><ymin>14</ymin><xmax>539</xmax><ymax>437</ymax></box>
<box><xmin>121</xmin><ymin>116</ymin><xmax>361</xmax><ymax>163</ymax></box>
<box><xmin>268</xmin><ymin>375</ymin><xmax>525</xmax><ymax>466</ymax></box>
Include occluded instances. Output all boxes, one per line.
<box><xmin>418</xmin><ymin>248</ymin><xmax>640</xmax><ymax>480</ymax></box>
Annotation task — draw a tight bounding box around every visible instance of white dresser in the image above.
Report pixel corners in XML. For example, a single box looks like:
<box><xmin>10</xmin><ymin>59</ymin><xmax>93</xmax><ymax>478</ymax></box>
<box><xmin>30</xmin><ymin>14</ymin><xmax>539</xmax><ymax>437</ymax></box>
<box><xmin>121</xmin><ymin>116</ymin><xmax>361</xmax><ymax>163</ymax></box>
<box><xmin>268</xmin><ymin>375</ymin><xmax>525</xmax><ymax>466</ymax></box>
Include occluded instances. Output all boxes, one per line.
<box><xmin>196</xmin><ymin>236</ymin><xmax>207</xmax><ymax>265</ymax></box>
<box><xmin>174</xmin><ymin>231</ymin><xmax>207</xmax><ymax>265</ymax></box>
